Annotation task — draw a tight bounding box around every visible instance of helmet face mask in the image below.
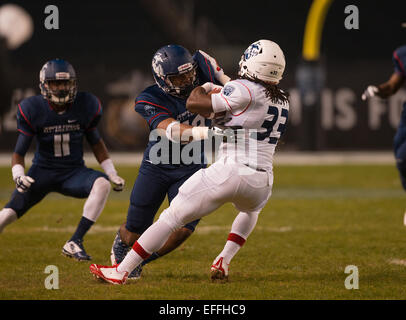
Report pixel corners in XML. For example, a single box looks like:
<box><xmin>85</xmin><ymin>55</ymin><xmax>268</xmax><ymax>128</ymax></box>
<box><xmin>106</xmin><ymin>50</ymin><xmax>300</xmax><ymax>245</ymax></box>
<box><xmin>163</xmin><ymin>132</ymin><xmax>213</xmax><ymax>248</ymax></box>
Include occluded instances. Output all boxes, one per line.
<box><xmin>42</xmin><ymin>79</ymin><xmax>77</xmax><ymax>106</ymax></box>
<box><xmin>39</xmin><ymin>59</ymin><xmax>77</xmax><ymax>107</ymax></box>
<box><xmin>152</xmin><ymin>45</ymin><xmax>198</xmax><ymax>99</ymax></box>
<box><xmin>238</xmin><ymin>40</ymin><xmax>286</xmax><ymax>84</ymax></box>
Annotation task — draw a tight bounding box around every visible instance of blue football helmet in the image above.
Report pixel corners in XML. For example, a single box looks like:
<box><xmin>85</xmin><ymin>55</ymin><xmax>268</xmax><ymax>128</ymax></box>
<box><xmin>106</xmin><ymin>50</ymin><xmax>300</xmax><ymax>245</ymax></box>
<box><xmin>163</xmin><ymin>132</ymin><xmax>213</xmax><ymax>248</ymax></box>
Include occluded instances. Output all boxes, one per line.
<box><xmin>151</xmin><ymin>45</ymin><xmax>198</xmax><ymax>99</ymax></box>
<box><xmin>39</xmin><ymin>59</ymin><xmax>77</xmax><ymax>105</ymax></box>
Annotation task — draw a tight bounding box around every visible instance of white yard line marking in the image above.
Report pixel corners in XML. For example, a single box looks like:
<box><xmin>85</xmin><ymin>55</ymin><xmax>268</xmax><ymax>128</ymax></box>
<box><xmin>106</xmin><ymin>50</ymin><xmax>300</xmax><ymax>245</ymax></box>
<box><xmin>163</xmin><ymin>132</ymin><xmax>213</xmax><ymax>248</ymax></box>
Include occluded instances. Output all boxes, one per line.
<box><xmin>388</xmin><ymin>259</ymin><xmax>406</xmax><ymax>266</ymax></box>
<box><xmin>7</xmin><ymin>225</ymin><xmax>292</xmax><ymax>234</ymax></box>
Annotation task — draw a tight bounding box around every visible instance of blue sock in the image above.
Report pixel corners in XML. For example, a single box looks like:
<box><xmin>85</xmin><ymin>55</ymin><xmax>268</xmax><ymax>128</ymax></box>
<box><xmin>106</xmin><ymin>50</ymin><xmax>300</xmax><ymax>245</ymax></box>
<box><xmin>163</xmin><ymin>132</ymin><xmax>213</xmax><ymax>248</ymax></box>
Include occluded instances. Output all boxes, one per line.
<box><xmin>70</xmin><ymin>217</ymin><xmax>94</xmax><ymax>241</ymax></box>
<box><xmin>141</xmin><ymin>252</ymin><xmax>160</xmax><ymax>266</ymax></box>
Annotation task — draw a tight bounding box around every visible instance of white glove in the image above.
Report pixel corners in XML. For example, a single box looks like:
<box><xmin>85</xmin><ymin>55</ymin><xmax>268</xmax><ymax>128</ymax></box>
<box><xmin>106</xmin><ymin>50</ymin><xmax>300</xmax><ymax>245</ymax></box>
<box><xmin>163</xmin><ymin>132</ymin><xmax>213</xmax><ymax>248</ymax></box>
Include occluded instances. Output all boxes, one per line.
<box><xmin>100</xmin><ymin>158</ymin><xmax>125</xmax><ymax>192</ymax></box>
<box><xmin>361</xmin><ymin>85</ymin><xmax>379</xmax><ymax>100</ymax></box>
<box><xmin>199</xmin><ymin>50</ymin><xmax>231</xmax><ymax>85</ymax></box>
<box><xmin>108</xmin><ymin>174</ymin><xmax>125</xmax><ymax>192</ymax></box>
<box><xmin>209</xmin><ymin>126</ymin><xmax>238</xmax><ymax>142</ymax></box>
<box><xmin>15</xmin><ymin>175</ymin><xmax>35</xmax><ymax>193</ymax></box>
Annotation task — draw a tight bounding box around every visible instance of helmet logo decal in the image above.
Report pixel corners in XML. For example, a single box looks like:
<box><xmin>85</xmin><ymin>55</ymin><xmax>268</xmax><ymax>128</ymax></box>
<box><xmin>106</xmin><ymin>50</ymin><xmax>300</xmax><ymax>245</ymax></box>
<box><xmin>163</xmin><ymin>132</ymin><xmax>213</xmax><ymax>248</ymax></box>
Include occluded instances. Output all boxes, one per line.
<box><xmin>39</xmin><ymin>65</ymin><xmax>47</xmax><ymax>82</ymax></box>
<box><xmin>244</xmin><ymin>41</ymin><xmax>262</xmax><ymax>60</ymax></box>
<box><xmin>152</xmin><ymin>52</ymin><xmax>164</xmax><ymax>77</ymax></box>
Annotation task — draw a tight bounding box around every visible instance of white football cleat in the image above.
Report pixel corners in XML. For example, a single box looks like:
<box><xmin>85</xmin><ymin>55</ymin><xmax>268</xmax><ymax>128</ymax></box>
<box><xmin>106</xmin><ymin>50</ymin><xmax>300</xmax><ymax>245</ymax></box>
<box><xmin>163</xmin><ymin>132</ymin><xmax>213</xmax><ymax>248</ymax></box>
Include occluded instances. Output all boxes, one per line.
<box><xmin>403</xmin><ymin>211</ymin><xmax>406</xmax><ymax>226</ymax></box>
<box><xmin>62</xmin><ymin>239</ymin><xmax>91</xmax><ymax>261</ymax></box>
<box><xmin>89</xmin><ymin>264</ymin><xmax>128</xmax><ymax>285</ymax></box>
<box><xmin>210</xmin><ymin>256</ymin><xmax>229</xmax><ymax>282</ymax></box>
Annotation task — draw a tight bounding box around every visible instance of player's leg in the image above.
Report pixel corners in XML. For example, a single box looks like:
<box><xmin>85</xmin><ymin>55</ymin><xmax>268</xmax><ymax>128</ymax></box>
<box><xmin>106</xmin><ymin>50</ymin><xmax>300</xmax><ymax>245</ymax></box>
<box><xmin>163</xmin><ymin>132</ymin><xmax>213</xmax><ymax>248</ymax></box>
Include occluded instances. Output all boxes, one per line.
<box><xmin>0</xmin><ymin>165</ymin><xmax>50</xmax><ymax>232</ymax></box>
<box><xmin>111</xmin><ymin>161</ymin><xmax>168</xmax><ymax>278</ymax></box>
<box><xmin>393</xmin><ymin>125</ymin><xmax>406</xmax><ymax>225</ymax></box>
<box><xmin>211</xmin><ymin>166</ymin><xmax>273</xmax><ymax>281</ymax></box>
<box><xmin>139</xmin><ymin>168</ymin><xmax>201</xmax><ymax>267</ymax></box>
<box><xmin>111</xmin><ymin>162</ymin><xmax>237</xmax><ymax>278</ymax></box>
<box><xmin>210</xmin><ymin>210</ymin><xmax>260</xmax><ymax>282</ymax></box>
<box><xmin>59</xmin><ymin>167</ymin><xmax>110</xmax><ymax>261</ymax></box>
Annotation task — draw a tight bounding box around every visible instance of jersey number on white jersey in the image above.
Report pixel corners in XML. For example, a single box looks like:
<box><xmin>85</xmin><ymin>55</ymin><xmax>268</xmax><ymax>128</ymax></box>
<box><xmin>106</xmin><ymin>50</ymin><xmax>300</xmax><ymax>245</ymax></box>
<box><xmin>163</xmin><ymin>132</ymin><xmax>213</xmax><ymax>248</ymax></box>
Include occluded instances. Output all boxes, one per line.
<box><xmin>254</xmin><ymin>105</ymin><xmax>288</xmax><ymax>144</ymax></box>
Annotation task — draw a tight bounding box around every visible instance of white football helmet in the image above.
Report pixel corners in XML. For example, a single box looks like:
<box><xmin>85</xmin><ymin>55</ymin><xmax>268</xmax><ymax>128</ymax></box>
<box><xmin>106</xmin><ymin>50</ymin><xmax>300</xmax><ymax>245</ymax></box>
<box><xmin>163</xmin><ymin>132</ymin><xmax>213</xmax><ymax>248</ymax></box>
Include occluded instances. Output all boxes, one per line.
<box><xmin>238</xmin><ymin>39</ymin><xmax>285</xmax><ymax>84</ymax></box>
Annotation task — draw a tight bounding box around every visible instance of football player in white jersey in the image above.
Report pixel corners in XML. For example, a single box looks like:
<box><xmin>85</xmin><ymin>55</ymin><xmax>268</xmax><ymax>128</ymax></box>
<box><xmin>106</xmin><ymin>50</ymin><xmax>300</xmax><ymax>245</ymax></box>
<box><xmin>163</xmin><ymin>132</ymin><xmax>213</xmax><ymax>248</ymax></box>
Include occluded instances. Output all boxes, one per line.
<box><xmin>89</xmin><ymin>39</ymin><xmax>290</xmax><ymax>284</ymax></box>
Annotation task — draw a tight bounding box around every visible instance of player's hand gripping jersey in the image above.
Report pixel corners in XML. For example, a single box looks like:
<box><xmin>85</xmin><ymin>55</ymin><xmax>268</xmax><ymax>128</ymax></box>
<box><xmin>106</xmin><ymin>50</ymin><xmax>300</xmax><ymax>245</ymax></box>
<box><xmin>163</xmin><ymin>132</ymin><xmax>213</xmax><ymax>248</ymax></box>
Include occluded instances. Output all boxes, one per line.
<box><xmin>16</xmin><ymin>92</ymin><xmax>102</xmax><ymax>168</ymax></box>
<box><xmin>210</xmin><ymin>79</ymin><xmax>289</xmax><ymax>171</ymax></box>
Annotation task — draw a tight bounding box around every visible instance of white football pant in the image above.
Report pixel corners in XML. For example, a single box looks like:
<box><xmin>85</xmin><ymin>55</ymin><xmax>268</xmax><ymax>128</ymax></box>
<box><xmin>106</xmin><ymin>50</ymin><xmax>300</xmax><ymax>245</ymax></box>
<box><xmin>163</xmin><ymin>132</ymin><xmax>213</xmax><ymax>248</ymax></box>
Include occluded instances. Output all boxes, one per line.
<box><xmin>159</xmin><ymin>156</ymin><xmax>273</xmax><ymax>233</ymax></box>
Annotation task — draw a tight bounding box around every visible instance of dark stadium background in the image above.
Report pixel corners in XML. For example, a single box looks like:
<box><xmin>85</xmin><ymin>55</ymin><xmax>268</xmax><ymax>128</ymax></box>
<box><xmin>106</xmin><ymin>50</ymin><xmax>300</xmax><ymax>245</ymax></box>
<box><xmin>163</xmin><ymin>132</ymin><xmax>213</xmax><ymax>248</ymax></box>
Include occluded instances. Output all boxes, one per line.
<box><xmin>0</xmin><ymin>0</ymin><xmax>405</xmax><ymax>151</ymax></box>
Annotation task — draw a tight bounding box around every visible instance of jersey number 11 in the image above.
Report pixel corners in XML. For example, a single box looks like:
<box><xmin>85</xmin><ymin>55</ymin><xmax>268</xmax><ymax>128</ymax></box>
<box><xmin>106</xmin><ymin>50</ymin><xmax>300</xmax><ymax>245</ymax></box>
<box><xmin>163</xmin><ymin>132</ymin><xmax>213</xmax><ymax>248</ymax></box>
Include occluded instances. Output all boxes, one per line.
<box><xmin>54</xmin><ymin>133</ymin><xmax>70</xmax><ymax>157</ymax></box>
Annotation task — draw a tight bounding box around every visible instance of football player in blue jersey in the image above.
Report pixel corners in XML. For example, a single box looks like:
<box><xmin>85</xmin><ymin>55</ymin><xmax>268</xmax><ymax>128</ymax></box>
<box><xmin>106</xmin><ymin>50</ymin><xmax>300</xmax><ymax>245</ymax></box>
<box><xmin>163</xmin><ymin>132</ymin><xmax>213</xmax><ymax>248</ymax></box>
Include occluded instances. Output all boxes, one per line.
<box><xmin>0</xmin><ymin>59</ymin><xmax>125</xmax><ymax>261</ymax></box>
<box><xmin>110</xmin><ymin>44</ymin><xmax>230</xmax><ymax>279</ymax></box>
<box><xmin>362</xmin><ymin>44</ymin><xmax>406</xmax><ymax>223</ymax></box>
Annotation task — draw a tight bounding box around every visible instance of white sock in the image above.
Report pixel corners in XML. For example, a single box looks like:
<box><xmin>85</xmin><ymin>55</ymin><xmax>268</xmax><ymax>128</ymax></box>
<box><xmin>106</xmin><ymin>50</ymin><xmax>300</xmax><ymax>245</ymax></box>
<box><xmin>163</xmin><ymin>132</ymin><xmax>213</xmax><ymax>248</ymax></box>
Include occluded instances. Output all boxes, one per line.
<box><xmin>83</xmin><ymin>177</ymin><xmax>110</xmax><ymax>222</ymax></box>
<box><xmin>0</xmin><ymin>208</ymin><xmax>18</xmax><ymax>233</ymax></box>
<box><xmin>217</xmin><ymin>211</ymin><xmax>259</xmax><ymax>264</ymax></box>
<box><xmin>117</xmin><ymin>219</ymin><xmax>174</xmax><ymax>274</ymax></box>
<box><xmin>117</xmin><ymin>249</ymin><xmax>144</xmax><ymax>273</ymax></box>
<box><xmin>217</xmin><ymin>241</ymin><xmax>241</xmax><ymax>265</ymax></box>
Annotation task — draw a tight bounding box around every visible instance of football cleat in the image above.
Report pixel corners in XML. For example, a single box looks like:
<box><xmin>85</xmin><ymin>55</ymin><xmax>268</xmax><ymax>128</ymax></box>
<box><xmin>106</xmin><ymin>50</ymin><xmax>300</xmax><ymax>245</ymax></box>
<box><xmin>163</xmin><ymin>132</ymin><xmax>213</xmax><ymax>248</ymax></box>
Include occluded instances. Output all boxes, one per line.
<box><xmin>90</xmin><ymin>264</ymin><xmax>128</xmax><ymax>285</ymax></box>
<box><xmin>62</xmin><ymin>239</ymin><xmax>91</xmax><ymax>261</ymax></box>
<box><xmin>127</xmin><ymin>265</ymin><xmax>143</xmax><ymax>280</ymax></box>
<box><xmin>111</xmin><ymin>231</ymin><xmax>143</xmax><ymax>280</ymax></box>
<box><xmin>110</xmin><ymin>231</ymin><xmax>130</xmax><ymax>265</ymax></box>
<box><xmin>210</xmin><ymin>256</ymin><xmax>229</xmax><ymax>282</ymax></box>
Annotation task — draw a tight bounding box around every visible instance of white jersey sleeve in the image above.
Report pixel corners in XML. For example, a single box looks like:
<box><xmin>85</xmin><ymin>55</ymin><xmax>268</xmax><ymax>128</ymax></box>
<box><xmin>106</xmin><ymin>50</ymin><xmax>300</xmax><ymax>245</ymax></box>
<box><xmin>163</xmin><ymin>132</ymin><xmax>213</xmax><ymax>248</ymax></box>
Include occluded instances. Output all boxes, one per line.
<box><xmin>211</xmin><ymin>80</ymin><xmax>252</xmax><ymax>115</ymax></box>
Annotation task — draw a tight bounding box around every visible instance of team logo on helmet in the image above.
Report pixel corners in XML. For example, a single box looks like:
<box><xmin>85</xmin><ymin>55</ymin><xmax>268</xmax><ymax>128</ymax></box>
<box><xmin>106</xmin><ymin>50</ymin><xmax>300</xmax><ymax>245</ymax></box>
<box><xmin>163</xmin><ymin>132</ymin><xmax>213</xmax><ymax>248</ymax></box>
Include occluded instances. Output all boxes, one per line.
<box><xmin>244</xmin><ymin>41</ymin><xmax>262</xmax><ymax>60</ymax></box>
<box><xmin>152</xmin><ymin>52</ymin><xmax>164</xmax><ymax>78</ymax></box>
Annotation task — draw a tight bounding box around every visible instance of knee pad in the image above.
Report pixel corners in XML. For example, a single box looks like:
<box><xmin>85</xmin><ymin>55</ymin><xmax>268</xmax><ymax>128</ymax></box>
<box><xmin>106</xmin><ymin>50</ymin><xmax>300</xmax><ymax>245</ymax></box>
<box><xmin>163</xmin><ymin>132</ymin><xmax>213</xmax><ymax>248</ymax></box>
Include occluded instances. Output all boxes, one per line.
<box><xmin>158</xmin><ymin>207</ymin><xmax>183</xmax><ymax>232</ymax></box>
<box><xmin>0</xmin><ymin>208</ymin><xmax>18</xmax><ymax>233</ymax></box>
<box><xmin>92</xmin><ymin>177</ymin><xmax>111</xmax><ymax>196</ymax></box>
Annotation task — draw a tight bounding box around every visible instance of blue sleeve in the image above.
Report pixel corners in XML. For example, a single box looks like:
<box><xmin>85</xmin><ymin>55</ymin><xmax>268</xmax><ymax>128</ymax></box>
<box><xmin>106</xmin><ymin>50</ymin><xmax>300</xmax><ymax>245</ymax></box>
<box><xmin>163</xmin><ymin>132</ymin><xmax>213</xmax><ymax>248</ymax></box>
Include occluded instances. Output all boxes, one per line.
<box><xmin>85</xmin><ymin>94</ymin><xmax>102</xmax><ymax>131</ymax></box>
<box><xmin>14</xmin><ymin>133</ymin><xmax>33</xmax><ymax>156</ymax></box>
<box><xmin>393</xmin><ymin>46</ymin><xmax>406</xmax><ymax>77</ymax></box>
<box><xmin>85</xmin><ymin>128</ymin><xmax>101</xmax><ymax>145</ymax></box>
<box><xmin>193</xmin><ymin>51</ymin><xmax>223</xmax><ymax>86</ymax></box>
<box><xmin>16</xmin><ymin>100</ymin><xmax>36</xmax><ymax>137</ymax></box>
<box><xmin>135</xmin><ymin>94</ymin><xmax>173</xmax><ymax>130</ymax></box>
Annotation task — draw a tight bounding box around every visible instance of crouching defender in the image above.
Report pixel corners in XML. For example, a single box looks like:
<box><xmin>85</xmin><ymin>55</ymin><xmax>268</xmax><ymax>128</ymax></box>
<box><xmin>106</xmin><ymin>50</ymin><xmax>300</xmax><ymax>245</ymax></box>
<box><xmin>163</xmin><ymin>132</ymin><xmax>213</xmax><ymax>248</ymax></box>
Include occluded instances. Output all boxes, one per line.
<box><xmin>0</xmin><ymin>59</ymin><xmax>125</xmax><ymax>261</ymax></box>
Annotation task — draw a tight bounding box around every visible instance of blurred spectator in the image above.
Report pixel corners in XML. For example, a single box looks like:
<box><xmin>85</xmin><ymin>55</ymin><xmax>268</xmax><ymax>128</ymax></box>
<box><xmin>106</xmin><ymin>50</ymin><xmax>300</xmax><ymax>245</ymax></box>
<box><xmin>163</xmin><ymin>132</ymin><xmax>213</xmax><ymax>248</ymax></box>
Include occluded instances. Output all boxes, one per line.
<box><xmin>0</xmin><ymin>4</ymin><xmax>33</xmax><ymax>118</ymax></box>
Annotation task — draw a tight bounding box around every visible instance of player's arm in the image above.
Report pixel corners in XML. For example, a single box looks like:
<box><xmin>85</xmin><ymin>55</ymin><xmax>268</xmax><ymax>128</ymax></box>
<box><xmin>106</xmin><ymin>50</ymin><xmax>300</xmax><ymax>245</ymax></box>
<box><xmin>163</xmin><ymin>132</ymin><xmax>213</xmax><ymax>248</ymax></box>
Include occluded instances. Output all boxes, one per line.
<box><xmin>86</xmin><ymin>131</ymin><xmax>125</xmax><ymax>192</ymax></box>
<box><xmin>197</xmin><ymin>50</ymin><xmax>231</xmax><ymax>85</ymax></box>
<box><xmin>12</xmin><ymin>102</ymin><xmax>36</xmax><ymax>193</ymax></box>
<box><xmin>186</xmin><ymin>84</ymin><xmax>224</xmax><ymax>118</ymax></box>
<box><xmin>156</xmin><ymin>118</ymin><xmax>207</xmax><ymax>143</ymax></box>
<box><xmin>362</xmin><ymin>73</ymin><xmax>404</xmax><ymax>100</ymax></box>
<box><xmin>11</xmin><ymin>133</ymin><xmax>35</xmax><ymax>193</ymax></box>
<box><xmin>362</xmin><ymin>47</ymin><xmax>406</xmax><ymax>100</ymax></box>
<box><xmin>376</xmin><ymin>73</ymin><xmax>404</xmax><ymax>98</ymax></box>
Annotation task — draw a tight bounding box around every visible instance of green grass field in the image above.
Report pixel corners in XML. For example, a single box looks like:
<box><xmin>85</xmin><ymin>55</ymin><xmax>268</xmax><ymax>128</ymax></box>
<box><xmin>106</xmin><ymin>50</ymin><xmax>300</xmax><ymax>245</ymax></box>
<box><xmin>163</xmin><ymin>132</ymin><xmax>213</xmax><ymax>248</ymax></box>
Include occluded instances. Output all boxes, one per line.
<box><xmin>1</xmin><ymin>163</ymin><xmax>406</xmax><ymax>300</ymax></box>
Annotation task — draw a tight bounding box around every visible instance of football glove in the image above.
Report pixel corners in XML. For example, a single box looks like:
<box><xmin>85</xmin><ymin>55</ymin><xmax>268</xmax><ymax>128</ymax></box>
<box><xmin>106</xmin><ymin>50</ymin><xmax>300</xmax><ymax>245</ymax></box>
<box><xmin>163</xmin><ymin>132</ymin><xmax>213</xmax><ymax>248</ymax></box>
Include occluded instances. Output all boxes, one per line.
<box><xmin>15</xmin><ymin>175</ymin><xmax>35</xmax><ymax>193</ymax></box>
<box><xmin>361</xmin><ymin>85</ymin><xmax>379</xmax><ymax>101</ymax></box>
<box><xmin>198</xmin><ymin>50</ymin><xmax>231</xmax><ymax>85</ymax></box>
<box><xmin>209</xmin><ymin>126</ymin><xmax>239</xmax><ymax>142</ymax></box>
<box><xmin>108</xmin><ymin>174</ymin><xmax>125</xmax><ymax>192</ymax></box>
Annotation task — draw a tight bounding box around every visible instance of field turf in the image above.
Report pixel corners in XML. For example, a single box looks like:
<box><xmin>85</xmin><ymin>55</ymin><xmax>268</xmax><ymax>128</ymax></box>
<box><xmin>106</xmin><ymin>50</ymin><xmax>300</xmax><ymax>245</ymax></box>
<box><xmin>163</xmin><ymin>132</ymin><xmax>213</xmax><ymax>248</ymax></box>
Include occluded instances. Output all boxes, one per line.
<box><xmin>0</xmin><ymin>164</ymin><xmax>406</xmax><ymax>300</ymax></box>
